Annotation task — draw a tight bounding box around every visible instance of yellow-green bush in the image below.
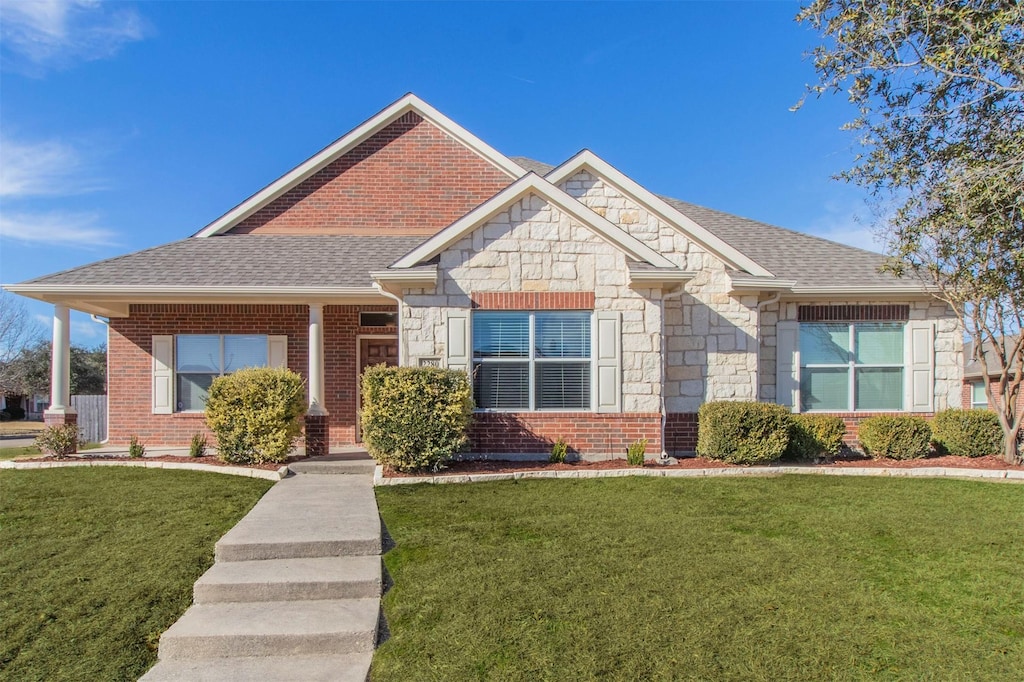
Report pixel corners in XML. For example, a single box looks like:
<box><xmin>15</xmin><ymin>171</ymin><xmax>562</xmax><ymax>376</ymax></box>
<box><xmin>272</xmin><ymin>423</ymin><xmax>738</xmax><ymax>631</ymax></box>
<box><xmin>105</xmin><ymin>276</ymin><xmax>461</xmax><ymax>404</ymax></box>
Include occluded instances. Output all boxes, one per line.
<box><xmin>786</xmin><ymin>414</ymin><xmax>846</xmax><ymax>460</ymax></box>
<box><xmin>361</xmin><ymin>365</ymin><xmax>472</xmax><ymax>472</ymax></box>
<box><xmin>696</xmin><ymin>401</ymin><xmax>792</xmax><ymax>464</ymax></box>
<box><xmin>858</xmin><ymin>415</ymin><xmax>931</xmax><ymax>460</ymax></box>
<box><xmin>205</xmin><ymin>367</ymin><xmax>306</xmax><ymax>464</ymax></box>
<box><xmin>931</xmin><ymin>409</ymin><xmax>1003</xmax><ymax>458</ymax></box>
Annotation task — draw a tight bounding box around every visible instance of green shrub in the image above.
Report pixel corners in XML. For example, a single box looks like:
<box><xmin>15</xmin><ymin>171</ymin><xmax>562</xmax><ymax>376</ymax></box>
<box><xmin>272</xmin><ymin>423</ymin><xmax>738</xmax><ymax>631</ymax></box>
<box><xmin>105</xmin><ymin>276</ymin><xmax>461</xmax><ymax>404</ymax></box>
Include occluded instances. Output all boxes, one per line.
<box><xmin>35</xmin><ymin>423</ymin><xmax>79</xmax><ymax>458</ymax></box>
<box><xmin>128</xmin><ymin>435</ymin><xmax>145</xmax><ymax>459</ymax></box>
<box><xmin>696</xmin><ymin>401</ymin><xmax>792</xmax><ymax>465</ymax></box>
<box><xmin>787</xmin><ymin>414</ymin><xmax>846</xmax><ymax>460</ymax></box>
<box><xmin>361</xmin><ymin>365</ymin><xmax>472</xmax><ymax>473</ymax></box>
<box><xmin>550</xmin><ymin>438</ymin><xmax>569</xmax><ymax>464</ymax></box>
<box><xmin>626</xmin><ymin>438</ymin><xmax>647</xmax><ymax>466</ymax></box>
<box><xmin>205</xmin><ymin>366</ymin><xmax>307</xmax><ymax>465</ymax></box>
<box><xmin>189</xmin><ymin>432</ymin><xmax>208</xmax><ymax>458</ymax></box>
<box><xmin>931</xmin><ymin>409</ymin><xmax>1003</xmax><ymax>458</ymax></box>
<box><xmin>858</xmin><ymin>415</ymin><xmax>932</xmax><ymax>460</ymax></box>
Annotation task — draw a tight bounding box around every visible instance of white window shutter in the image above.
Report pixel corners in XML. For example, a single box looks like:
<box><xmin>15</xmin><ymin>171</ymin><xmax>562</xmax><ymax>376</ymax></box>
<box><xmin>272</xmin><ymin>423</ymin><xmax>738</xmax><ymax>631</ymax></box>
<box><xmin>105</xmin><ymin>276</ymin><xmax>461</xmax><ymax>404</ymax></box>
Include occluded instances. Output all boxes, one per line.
<box><xmin>445</xmin><ymin>310</ymin><xmax>471</xmax><ymax>372</ymax></box>
<box><xmin>268</xmin><ymin>335</ymin><xmax>288</xmax><ymax>368</ymax></box>
<box><xmin>905</xmin><ymin>321</ymin><xmax>935</xmax><ymax>412</ymax></box>
<box><xmin>593</xmin><ymin>311</ymin><xmax>622</xmax><ymax>413</ymax></box>
<box><xmin>776</xmin><ymin>321</ymin><xmax>799</xmax><ymax>412</ymax></box>
<box><xmin>152</xmin><ymin>335</ymin><xmax>173</xmax><ymax>414</ymax></box>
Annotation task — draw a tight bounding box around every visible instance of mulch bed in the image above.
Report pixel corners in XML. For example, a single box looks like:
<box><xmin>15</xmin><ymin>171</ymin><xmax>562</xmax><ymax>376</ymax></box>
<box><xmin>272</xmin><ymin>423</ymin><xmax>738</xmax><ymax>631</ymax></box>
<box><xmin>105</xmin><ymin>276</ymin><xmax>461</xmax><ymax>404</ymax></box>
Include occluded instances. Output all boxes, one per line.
<box><xmin>24</xmin><ymin>454</ymin><xmax>294</xmax><ymax>472</ymax></box>
<box><xmin>385</xmin><ymin>453</ymin><xmax>1024</xmax><ymax>477</ymax></box>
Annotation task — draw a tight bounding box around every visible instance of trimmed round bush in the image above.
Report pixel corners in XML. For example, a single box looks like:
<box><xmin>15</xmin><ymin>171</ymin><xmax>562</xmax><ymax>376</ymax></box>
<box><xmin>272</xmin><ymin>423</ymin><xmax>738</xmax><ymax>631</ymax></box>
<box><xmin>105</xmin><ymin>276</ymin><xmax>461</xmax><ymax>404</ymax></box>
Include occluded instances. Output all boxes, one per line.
<box><xmin>786</xmin><ymin>414</ymin><xmax>846</xmax><ymax>460</ymax></box>
<box><xmin>696</xmin><ymin>401</ymin><xmax>792</xmax><ymax>465</ymax></box>
<box><xmin>931</xmin><ymin>408</ymin><xmax>1003</xmax><ymax>458</ymax></box>
<box><xmin>361</xmin><ymin>365</ymin><xmax>472</xmax><ymax>473</ymax></box>
<box><xmin>857</xmin><ymin>415</ymin><xmax>931</xmax><ymax>460</ymax></box>
<box><xmin>205</xmin><ymin>366</ymin><xmax>306</xmax><ymax>464</ymax></box>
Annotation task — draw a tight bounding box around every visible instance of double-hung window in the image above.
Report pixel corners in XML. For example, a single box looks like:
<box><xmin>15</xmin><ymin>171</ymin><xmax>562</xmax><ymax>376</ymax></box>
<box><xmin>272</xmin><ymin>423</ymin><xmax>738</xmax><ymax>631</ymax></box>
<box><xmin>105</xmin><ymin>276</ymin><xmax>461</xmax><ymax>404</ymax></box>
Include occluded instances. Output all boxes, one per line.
<box><xmin>800</xmin><ymin>322</ymin><xmax>904</xmax><ymax>411</ymax></box>
<box><xmin>472</xmin><ymin>311</ymin><xmax>592</xmax><ymax>410</ymax></box>
<box><xmin>176</xmin><ymin>334</ymin><xmax>269</xmax><ymax>411</ymax></box>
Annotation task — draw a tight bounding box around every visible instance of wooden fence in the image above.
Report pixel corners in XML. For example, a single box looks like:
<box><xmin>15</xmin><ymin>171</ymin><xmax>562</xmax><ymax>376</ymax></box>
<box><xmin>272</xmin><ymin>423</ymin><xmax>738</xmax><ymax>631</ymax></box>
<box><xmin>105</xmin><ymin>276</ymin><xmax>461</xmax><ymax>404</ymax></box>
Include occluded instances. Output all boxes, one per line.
<box><xmin>71</xmin><ymin>395</ymin><xmax>107</xmax><ymax>444</ymax></box>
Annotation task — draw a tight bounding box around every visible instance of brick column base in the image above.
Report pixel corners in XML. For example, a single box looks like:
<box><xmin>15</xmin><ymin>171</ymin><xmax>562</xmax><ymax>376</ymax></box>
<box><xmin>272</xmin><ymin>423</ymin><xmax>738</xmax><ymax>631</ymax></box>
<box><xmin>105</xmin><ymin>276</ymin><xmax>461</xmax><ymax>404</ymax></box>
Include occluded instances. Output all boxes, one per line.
<box><xmin>43</xmin><ymin>411</ymin><xmax>79</xmax><ymax>454</ymax></box>
<box><xmin>304</xmin><ymin>413</ymin><xmax>330</xmax><ymax>458</ymax></box>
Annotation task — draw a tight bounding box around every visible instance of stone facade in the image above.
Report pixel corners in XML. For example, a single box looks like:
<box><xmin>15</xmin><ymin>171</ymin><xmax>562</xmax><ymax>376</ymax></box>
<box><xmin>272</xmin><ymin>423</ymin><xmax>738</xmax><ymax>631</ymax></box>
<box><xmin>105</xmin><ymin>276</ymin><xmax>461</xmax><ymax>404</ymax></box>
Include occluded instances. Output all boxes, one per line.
<box><xmin>558</xmin><ymin>170</ymin><xmax>760</xmax><ymax>413</ymax></box>
<box><xmin>758</xmin><ymin>298</ymin><xmax>963</xmax><ymax>411</ymax></box>
<box><xmin>401</xmin><ymin>192</ymin><xmax>664</xmax><ymax>415</ymax></box>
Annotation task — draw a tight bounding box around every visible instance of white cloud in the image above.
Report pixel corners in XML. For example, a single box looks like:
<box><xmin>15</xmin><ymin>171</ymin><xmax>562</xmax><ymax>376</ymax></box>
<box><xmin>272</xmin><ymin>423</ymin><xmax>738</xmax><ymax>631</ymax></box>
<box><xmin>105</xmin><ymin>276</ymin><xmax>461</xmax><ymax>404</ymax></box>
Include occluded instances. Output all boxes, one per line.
<box><xmin>0</xmin><ymin>0</ymin><xmax>146</xmax><ymax>74</ymax></box>
<box><xmin>801</xmin><ymin>199</ymin><xmax>888</xmax><ymax>254</ymax></box>
<box><xmin>33</xmin><ymin>312</ymin><xmax>108</xmax><ymax>343</ymax></box>
<box><xmin>0</xmin><ymin>210</ymin><xmax>118</xmax><ymax>248</ymax></box>
<box><xmin>0</xmin><ymin>136</ymin><xmax>104</xmax><ymax>197</ymax></box>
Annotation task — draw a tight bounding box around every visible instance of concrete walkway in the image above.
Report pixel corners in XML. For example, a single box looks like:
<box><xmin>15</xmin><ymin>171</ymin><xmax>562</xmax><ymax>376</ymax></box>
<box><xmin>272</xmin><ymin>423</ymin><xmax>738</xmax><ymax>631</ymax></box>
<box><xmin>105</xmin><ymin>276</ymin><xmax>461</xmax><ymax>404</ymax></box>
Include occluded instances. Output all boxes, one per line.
<box><xmin>141</xmin><ymin>454</ymin><xmax>381</xmax><ymax>681</ymax></box>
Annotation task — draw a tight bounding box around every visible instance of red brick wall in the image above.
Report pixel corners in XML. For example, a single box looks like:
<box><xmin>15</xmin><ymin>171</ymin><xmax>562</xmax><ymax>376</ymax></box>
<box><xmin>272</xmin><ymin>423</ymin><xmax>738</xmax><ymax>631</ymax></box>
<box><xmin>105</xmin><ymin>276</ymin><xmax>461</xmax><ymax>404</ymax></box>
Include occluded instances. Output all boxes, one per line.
<box><xmin>229</xmin><ymin>112</ymin><xmax>511</xmax><ymax>236</ymax></box>
<box><xmin>468</xmin><ymin>412</ymin><xmax>661</xmax><ymax>459</ymax></box>
<box><xmin>665</xmin><ymin>413</ymin><xmax>699</xmax><ymax>454</ymax></box>
<box><xmin>962</xmin><ymin>378</ymin><xmax>1024</xmax><ymax>416</ymax></box>
<box><xmin>107</xmin><ymin>303</ymin><xmax>396</xmax><ymax>447</ymax></box>
<box><xmin>472</xmin><ymin>292</ymin><xmax>596</xmax><ymax>310</ymax></box>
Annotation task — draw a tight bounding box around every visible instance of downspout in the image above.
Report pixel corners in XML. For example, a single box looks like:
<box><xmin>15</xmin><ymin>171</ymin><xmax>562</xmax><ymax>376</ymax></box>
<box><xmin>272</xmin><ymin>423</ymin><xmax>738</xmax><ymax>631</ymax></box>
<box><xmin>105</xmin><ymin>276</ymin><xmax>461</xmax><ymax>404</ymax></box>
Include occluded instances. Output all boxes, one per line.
<box><xmin>754</xmin><ymin>292</ymin><xmax>783</xmax><ymax>402</ymax></box>
<box><xmin>660</xmin><ymin>284</ymin><xmax>686</xmax><ymax>461</ymax></box>
<box><xmin>373</xmin><ymin>283</ymin><xmax>406</xmax><ymax>365</ymax></box>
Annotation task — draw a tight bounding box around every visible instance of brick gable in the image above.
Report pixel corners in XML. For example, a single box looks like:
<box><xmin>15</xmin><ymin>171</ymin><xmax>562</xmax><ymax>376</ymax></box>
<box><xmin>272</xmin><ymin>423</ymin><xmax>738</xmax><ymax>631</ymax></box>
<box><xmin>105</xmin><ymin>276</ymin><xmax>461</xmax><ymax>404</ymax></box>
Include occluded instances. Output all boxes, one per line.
<box><xmin>228</xmin><ymin>112</ymin><xmax>511</xmax><ymax>236</ymax></box>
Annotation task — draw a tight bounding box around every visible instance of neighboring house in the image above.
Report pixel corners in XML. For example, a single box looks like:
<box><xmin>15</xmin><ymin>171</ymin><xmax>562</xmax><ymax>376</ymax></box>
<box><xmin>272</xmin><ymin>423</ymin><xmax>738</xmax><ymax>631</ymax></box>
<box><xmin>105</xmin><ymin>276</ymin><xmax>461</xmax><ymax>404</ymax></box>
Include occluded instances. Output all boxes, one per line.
<box><xmin>4</xmin><ymin>94</ymin><xmax>963</xmax><ymax>457</ymax></box>
<box><xmin>1</xmin><ymin>394</ymin><xmax>48</xmax><ymax>420</ymax></box>
<box><xmin>962</xmin><ymin>336</ymin><xmax>1023</xmax><ymax>416</ymax></box>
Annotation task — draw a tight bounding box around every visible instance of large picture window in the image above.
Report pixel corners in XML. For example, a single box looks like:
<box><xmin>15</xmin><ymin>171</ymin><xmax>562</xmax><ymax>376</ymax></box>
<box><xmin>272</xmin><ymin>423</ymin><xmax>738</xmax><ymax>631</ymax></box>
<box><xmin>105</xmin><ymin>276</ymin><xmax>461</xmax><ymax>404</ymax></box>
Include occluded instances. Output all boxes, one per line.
<box><xmin>472</xmin><ymin>311</ymin><xmax>591</xmax><ymax>410</ymax></box>
<box><xmin>799</xmin><ymin>322</ymin><xmax>904</xmax><ymax>412</ymax></box>
<box><xmin>175</xmin><ymin>334</ymin><xmax>269</xmax><ymax>411</ymax></box>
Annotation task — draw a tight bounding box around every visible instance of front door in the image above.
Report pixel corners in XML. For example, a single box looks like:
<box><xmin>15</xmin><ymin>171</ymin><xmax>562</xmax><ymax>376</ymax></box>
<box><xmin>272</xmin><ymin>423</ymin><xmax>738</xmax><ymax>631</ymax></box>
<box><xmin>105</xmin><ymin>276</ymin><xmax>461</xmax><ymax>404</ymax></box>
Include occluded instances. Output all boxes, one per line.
<box><xmin>356</xmin><ymin>336</ymin><xmax>398</xmax><ymax>441</ymax></box>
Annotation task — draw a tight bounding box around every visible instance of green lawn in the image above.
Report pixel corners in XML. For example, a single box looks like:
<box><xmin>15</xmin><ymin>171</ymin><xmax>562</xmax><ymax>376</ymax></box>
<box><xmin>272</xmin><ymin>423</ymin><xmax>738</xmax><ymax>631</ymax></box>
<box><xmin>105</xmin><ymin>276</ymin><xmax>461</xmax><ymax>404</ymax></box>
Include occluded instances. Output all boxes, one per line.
<box><xmin>0</xmin><ymin>468</ymin><xmax>272</xmax><ymax>681</ymax></box>
<box><xmin>375</xmin><ymin>476</ymin><xmax>1024</xmax><ymax>681</ymax></box>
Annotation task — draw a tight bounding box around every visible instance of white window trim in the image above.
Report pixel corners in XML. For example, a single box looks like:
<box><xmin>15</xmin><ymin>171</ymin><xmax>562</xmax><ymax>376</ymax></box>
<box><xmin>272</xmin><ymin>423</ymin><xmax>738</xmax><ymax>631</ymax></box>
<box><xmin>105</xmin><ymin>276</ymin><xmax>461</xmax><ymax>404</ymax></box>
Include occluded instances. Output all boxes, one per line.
<box><xmin>174</xmin><ymin>334</ymin><xmax>279</xmax><ymax>413</ymax></box>
<box><xmin>471</xmin><ymin>311</ymin><xmax>593</xmax><ymax>413</ymax></box>
<box><xmin>799</xmin><ymin>322</ymin><xmax>907</xmax><ymax>413</ymax></box>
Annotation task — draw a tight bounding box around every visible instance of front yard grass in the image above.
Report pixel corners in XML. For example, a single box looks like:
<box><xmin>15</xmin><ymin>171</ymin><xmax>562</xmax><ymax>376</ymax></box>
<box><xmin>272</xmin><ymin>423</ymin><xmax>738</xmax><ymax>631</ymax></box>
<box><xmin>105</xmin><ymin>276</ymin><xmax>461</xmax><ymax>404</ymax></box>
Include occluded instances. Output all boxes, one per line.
<box><xmin>0</xmin><ymin>468</ymin><xmax>272</xmax><ymax>681</ymax></box>
<box><xmin>375</xmin><ymin>476</ymin><xmax>1024</xmax><ymax>680</ymax></box>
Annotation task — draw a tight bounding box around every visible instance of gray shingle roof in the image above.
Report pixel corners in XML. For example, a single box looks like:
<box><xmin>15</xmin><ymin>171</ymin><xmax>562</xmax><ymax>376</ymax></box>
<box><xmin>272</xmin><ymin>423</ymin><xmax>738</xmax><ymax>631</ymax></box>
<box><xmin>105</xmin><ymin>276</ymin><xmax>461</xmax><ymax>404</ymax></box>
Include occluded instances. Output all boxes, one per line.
<box><xmin>964</xmin><ymin>336</ymin><xmax>1021</xmax><ymax>379</ymax></box>
<box><xmin>510</xmin><ymin>156</ymin><xmax>916</xmax><ymax>291</ymax></box>
<box><xmin>22</xmin><ymin>235</ymin><xmax>426</xmax><ymax>288</ymax></box>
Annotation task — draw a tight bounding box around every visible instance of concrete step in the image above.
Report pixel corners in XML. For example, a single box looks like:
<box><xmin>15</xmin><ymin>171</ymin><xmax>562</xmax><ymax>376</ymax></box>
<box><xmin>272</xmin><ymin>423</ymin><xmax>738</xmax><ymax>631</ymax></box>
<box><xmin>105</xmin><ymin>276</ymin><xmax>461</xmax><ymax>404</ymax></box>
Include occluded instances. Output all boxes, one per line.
<box><xmin>157</xmin><ymin>599</ymin><xmax>379</xmax><ymax>660</ymax></box>
<box><xmin>289</xmin><ymin>459</ymin><xmax>376</xmax><ymax>475</ymax></box>
<box><xmin>216</xmin><ymin>475</ymin><xmax>381</xmax><ymax>561</ymax></box>
<box><xmin>195</xmin><ymin>556</ymin><xmax>381</xmax><ymax>603</ymax></box>
<box><xmin>140</xmin><ymin>653</ymin><xmax>372</xmax><ymax>681</ymax></box>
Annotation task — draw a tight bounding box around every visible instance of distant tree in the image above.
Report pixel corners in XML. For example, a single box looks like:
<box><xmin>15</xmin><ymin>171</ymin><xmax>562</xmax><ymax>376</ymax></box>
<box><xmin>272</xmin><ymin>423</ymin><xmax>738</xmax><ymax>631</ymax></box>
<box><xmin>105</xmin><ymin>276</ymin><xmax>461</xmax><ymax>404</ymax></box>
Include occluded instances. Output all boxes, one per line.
<box><xmin>0</xmin><ymin>293</ymin><xmax>43</xmax><ymax>392</ymax></box>
<box><xmin>798</xmin><ymin>0</ymin><xmax>1024</xmax><ymax>463</ymax></box>
<box><xmin>3</xmin><ymin>340</ymin><xmax>107</xmax><ymax>397</ymax></box>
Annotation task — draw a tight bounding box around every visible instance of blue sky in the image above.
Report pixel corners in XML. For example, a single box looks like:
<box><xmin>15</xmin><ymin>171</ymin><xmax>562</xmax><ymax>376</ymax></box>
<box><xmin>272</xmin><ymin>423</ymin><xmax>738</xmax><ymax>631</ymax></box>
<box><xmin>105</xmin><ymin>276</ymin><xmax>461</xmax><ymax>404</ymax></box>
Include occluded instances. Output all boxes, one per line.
<box><xmin>1</xmin><ymin>0</ymin><xmax>878</xmax><ymax>346</ymax></box>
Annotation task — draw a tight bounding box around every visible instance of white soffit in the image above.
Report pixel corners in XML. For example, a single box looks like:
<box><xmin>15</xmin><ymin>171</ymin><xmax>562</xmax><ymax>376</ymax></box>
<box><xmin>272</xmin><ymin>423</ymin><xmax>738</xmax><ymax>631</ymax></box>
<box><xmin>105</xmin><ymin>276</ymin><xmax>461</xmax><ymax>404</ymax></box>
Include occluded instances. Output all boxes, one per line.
<box><xmin>390</xmin><ymin>173</ymin><xmax>678</xmax><ymax>270</ymax></box>
<box><xmin>193</xmin><ymin>94</ymin><xmax>526</xmax><ymax>238</ymax></box>
<box><xmin>545</xmin><ymin>150</ymin><xmax>774</xmax><ymax>278</ymax></box>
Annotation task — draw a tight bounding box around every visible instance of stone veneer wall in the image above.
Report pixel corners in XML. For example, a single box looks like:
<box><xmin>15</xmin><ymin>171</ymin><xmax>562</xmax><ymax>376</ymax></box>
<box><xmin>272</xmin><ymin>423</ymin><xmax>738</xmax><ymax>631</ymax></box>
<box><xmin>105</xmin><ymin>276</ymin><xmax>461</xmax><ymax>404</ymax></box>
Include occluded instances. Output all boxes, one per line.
<box><xmin>558</xmin><ymin>170</ymin><xmax>760</xmax><ymax>413</ymax></box>
<box><xmin>757</xmin><ymin>299</ymin><xmax>963</xmax><ymax>410</ymax></box>
<box><xmin>400</xmin><ymin>192</ymin><xmax>663</xmax><ymax>455</ymax></box>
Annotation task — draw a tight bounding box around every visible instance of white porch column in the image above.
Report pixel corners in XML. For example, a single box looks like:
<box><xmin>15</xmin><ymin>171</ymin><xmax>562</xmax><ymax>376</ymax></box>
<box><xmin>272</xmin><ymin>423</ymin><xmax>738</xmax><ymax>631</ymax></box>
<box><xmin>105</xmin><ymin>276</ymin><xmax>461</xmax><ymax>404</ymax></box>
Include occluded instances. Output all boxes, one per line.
<box><xmin>307</xmin><ymin>303</ymin><xmax>328</xmax><ymax>415</ymax></box>
<box><xmin>46</xmin><ymin>304</ymin><xmax>74</xmax><ymax>416</ymax></box>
